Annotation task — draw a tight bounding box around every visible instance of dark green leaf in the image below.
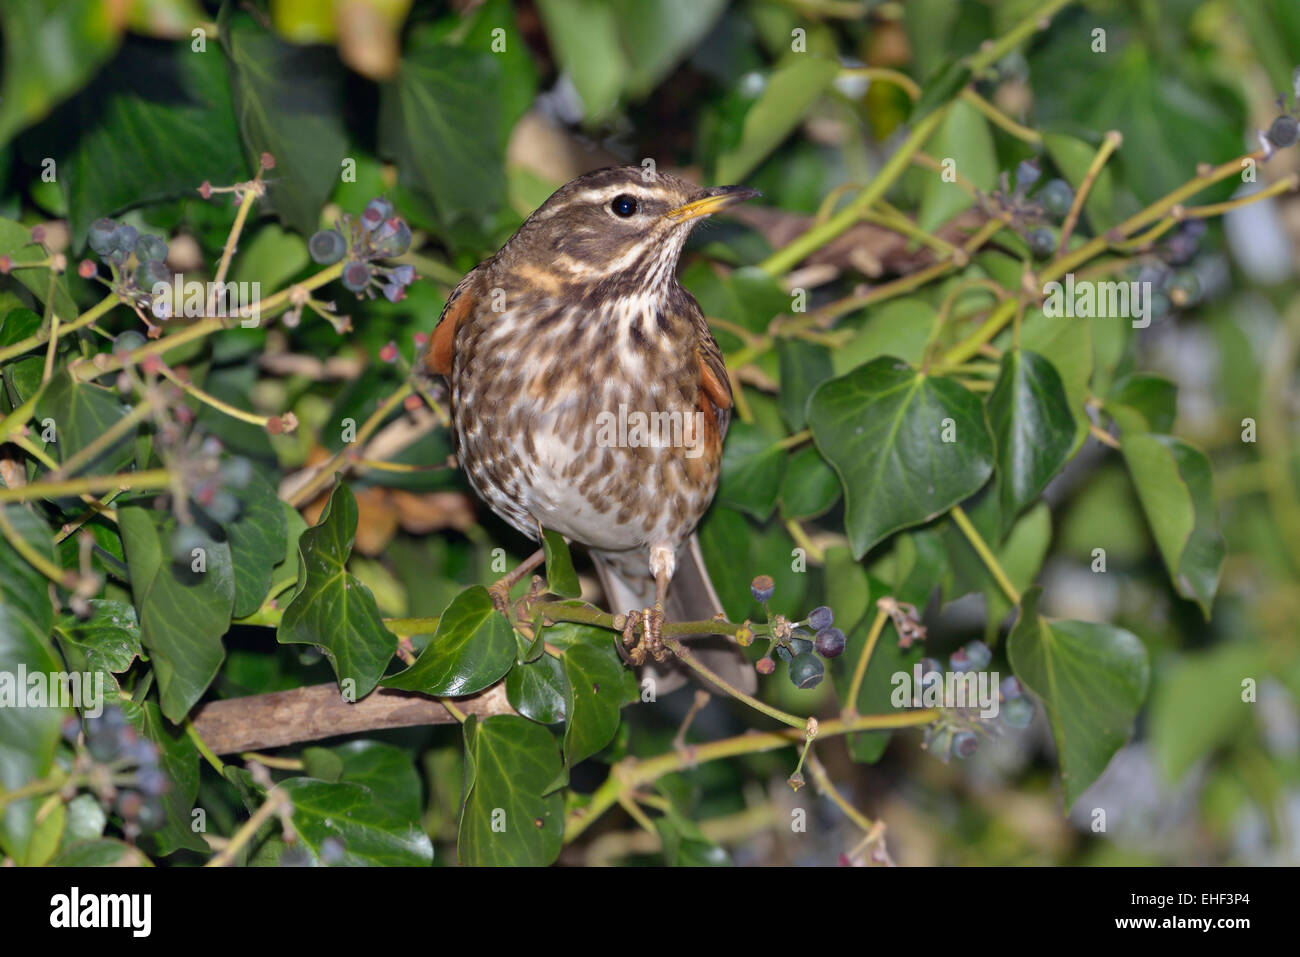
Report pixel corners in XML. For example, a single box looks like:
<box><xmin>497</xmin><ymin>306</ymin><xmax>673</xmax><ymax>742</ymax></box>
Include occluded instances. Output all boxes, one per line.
<box><xmin>119</xmin><ymin>507</ymin><xmax>233</xmax><ymax>722</ymax></box>
<box><xmin>53</xmin><ymin>599</ymin><xmax>141</xmax><ymax>673</ymax></box>
<box><xmin>779</xmin><ymin>445</ymin><xmax>841</xmax><ymax>520</ymax></box>
<box><xmin>808</xmin><ymin>357</ymin><xmax>994</xmax><ymax>557</ymax></box>
<box><xmin>918</xmin><ymin>98</ymin><xmax>996</xmax><ymax>233</ymax></box>
<box><xmin>220</xmin><ymin>9</ymin><xmax>347</xmax><ymax>236</ymax></box>
<box><xmin>1008</xmin><ymin>586</ymin><xmax>1150</xmax><ymax>810</ymax></box>
<box><xmin>126</xmin><ymin>699</ymin><xmax>207</xmax><ymax>855</ymax></box>
<box><xmin>0</xmin><ymin>506</ymin><xmax>63</xmax><ymax>861</ymax></box>
<box><xmin>542</xmin><ymin>528</ymin><xmax>581</xmax><ymax>598</ymax></box>
<box><xmin>458</xmin><ymin>714</ymin><xmax>565</xmax><ymax>866</ymax></box>
<box><xmin>34</xmin><ymin>370</ymin><xmax>135</xmax><ymax>475</ymax></box>
<box><xmin>277</xmin><ymin>778</ymin><xmax>433</xmax><ymax>866</ymax></box>
<box><xmin>383</xmin><ymin>586</ymin><xmax>513</xmax><ymax>697</ymax></box>
<box><xmin>506</xmin><ymin>653</ymin><xmax>568</xmax><ymax>725</ymax></box>
<box><xmin>777</xmin><ymin>338</ymin><xmax>833</xmax><ymax>431</ymax></box>
<box><xmin>987</xmin><ymin>350</ymin><xmax>1075</xmax><ymax>534</ymax></box>
<box><xmin>717</xmin><ymin>420</ymin><xmax>786</xmax><ymax>520</ymax></box>
<box><xmin>224</xmin><ymin>469</ymin><xmax>288</xmax><ymax>618</ymax></box>
<box><xmin>560</xmin><ymin>638</ymin><xmax>624</xmax><ymax>765</ymax></box>
<box><xmin>278</xmin><ymin>483</ymin><xmax>396</xmax><ymax>699</ymax></box>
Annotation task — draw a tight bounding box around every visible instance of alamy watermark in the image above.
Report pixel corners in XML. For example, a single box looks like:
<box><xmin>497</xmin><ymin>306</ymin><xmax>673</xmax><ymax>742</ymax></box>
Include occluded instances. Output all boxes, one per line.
<box><xmin>891</xmin><ymin>663</ymin><xmax>1000</xmax><ymax>719</ymax></box>
<box><xmin>595</xmin><ymin>404</ymin><xmax>706</xmax><ymax>459</ymax></box>
<box><xmin>0</xmin><ymin>667</ymin><xmax>105</xmax><ymax>718</ymax></box>
<box><xmin>152</xmin><ymin>274</ymin><xmax>261</xmax><ymax>328</ymax></box>
<box><xmin>1043</xmin><ymin>273</ymin><xmax>1151</xmax><ymax>328</ymax></box>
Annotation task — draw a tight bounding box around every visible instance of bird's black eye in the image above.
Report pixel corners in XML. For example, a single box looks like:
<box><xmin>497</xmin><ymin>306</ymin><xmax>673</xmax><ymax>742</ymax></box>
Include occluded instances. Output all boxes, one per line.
<box><xmin>610</xmin><ymin>194</ymin><xmax>639</xmax><ymax>218</ymax></box>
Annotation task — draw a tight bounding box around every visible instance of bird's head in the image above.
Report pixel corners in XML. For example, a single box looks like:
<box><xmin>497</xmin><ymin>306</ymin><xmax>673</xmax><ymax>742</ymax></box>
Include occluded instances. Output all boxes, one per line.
<box><xmin>501</xmin><ymin>166</ymin><xmax>759</xmax><ymax>294</ymax></box>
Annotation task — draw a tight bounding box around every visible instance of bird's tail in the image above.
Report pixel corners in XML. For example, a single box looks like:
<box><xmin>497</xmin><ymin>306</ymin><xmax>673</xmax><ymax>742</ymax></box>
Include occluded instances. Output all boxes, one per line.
<box><xmin>591</xmin><ymin>533</ymin><xmax>757</xmax><ymax>697</ymax></box>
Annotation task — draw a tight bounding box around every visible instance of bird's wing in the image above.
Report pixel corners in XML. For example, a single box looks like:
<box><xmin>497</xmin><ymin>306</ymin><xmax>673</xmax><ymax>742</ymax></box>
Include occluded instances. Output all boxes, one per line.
<box><xmin>694</xmin><ymin>326</ymin><xmax>732</xmax><ymax>441</ymax></box>
<box><xmin>426</xmin><ymin>270</ymin><xmax>482</xmax><ymax>377</ymax></box>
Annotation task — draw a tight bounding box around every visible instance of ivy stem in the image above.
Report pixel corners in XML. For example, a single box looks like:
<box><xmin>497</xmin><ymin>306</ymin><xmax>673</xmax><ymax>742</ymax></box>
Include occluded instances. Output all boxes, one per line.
<box><xmin>950</xmin><ymin>504</ymin><xmax>1021</xmax><ymax>605</ymax></box>
<box><xmin>565</xmin><ymin>708</ymin><xmax>940</xmax><ymax>843</ymax></box>
<box><xmin>206</xmin><ymin>787</ymin><xmax>289</xmax><ymax>867</ymax></box>
<box><xmin>843</xmin><ymin>605</ymin><xmax>889</xmax><ymax>719</ymax></box>
<box><xmin>156</xmin><ymin>365</ymin><xmax>277</xmax><ymax>428</ymax></box>
<box><xmin>662</xmin><ymin>636</ymin><xmax>805</xmax><ymax>729</ymax></box>
<box><xmin>1056</xmin><ymin>129</ymin><xmax>1122</xmax><ymax>254</ymax></box>
<box><xmin>0</xmin><ymin>468</ymin><xmax>173</xmax><ymax>504</ymax></box>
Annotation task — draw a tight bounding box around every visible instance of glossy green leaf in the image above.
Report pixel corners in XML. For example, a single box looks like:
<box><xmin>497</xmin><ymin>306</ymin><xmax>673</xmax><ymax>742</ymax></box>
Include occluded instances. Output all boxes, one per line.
<box><xmin>808</xmin><ymin>357</ymin><xmax>994</xmax><ymax>557</ymax></box>
<box><xmin>777</xmin><ymin>337</ymin><xmax>833</xmax><ymax>431</ymax></box>
<box><xmin>717</xmin><ymin>420</ymin><xmax>786</xmax><ymax>520</ymax></box>
<box><xmin>542</xmin><ymin>528</ymin><xmax>581</xmax><ymax>598</ymax></box>
<box><xmin>1121</xmin><ymin>434</ymin><xmax>1224</xmax><ymax>617</ymax></box>
<box><xmin>987</xmin><ymin>350</ymin><xmax>1075</xmax><ymax>533</ymax></box>
<box><xmin>459</xmin><ymin>714</ymin><xmax>565</xmax><ymax>866</ymax></box>
<box><xmin>53</xmin><ymin>599</ymin><xmax>141</xmax><ymax>674</ymax></box>
<box><xmin>383</xmin><ymin>586</ymin><xmax>513</xmax><ymax>697</ymax></box>
<box><xmin>24</xmin><ymin>35</ymin><xmax>245</xmax><ymax>243</ymax></box>
<box><xmin>1008</xmin><ymin>586</ymin><xmax>1150</xmax><ymax>810</ymax></box>
<box><xmin>119</xmin><ymin>507</ymin><xmax>233</xmax><ymax>722</ymax></box>
<box><xmin>220</xmin><ymin>8</ymin><xmax>348</xmax><ymax>236</ymax></box>
<box><xmin>0</xmin><ymin>506</ymin><xmax>63</xmax><ymax>862</ymax></box>
<box><xmin>276</xmin><ymin>778</ymin><xmax>433</xmax><ymax>866</ymax></box>
<box><xmin>779</xmin><ymin>445</ymin><xmax>841</xmax><ymax>520</ymax></box>
<box><xmin>560</xmin><ymin>639</ymin><xmax>624</xmax><ymax>765</ymax></box>
<box><xmin>278</xmin><ymin>483</ymin><xmax>396</xmax><ymax>699</ymax></box>
<box><xmin>224</xmin><ymin>469</ymin><xmax>288</xmax><ymax>618</ymax></box>
<box><xmin>1108</xmin><ymin>373</ymin><xmax>1177</xmax><ymax>433</ymax></box>
<box><xmin>506</xmin><ymin>653</ymin><xmax>568</xmax><ymax>725</ymax></box>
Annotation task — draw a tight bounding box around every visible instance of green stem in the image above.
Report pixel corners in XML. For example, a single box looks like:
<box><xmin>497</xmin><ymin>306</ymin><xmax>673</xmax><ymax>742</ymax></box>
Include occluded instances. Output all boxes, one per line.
<box><xmin>950</xmin><ymin>504</ymin><xmax>1021</xmax><ymax>605</ymax></box>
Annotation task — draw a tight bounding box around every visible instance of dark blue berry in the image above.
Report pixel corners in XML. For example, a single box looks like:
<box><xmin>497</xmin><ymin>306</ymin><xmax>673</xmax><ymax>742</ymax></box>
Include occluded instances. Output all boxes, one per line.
<box><xmin>788</xmin><ymin>653</ymin><xmax>825</xmax><ymax>689</ymax></box>
<box><xmin>135</xmin><ymin>259</ymin><xmax>170</xmax><ymax>292</ymax></box>
<box><xmin>111</xmin><ymin>224</ymin><xmax>139</xmax><ymax>254</ymax></box>
<box><xmin>308</xmin><ymin>229</ymin><xmax>347</xmax><ymax>265</ymax></box>
<box><xmin>390</xmin><ymin>264</ymin><xmax>415</xmax><ymax>286</ymax></box>
<box><xmin>1014</xmin><ymin>159</ymin><xmax>1041</xmax><ymax>194</ymax></box>
<box><xmin>220</xmin><ymin>456</ymin><xmax>253</xmax><ymax>489</ymax></box>
<box><xmin>361</xmin><ymin>198</ymin><xmax>394</xmax><ymax>231</ymax></box>
<box><xmin>1000</xmin><ymin>675</ymin><xmax>1022</xmax><ymax>699</ymax></box>
<box><xmin>814</xmin><ymin>627</ymin><xmax>846</xmax><ymax>658</ymax></box>
<box><xmin>807</xmin><ymin>606</ymin><xmax>833</xmax><ymax>631</ymax></box>
<box><xmin>342</xmin><ymin>261</ymin><xmax>372</xmax><ymax>293</ymax></box>
<box><xmin>750</xmin><ymin>575</ymin><xmax>774</xmax><ymax>603</ymax></box>
<box><xmin>113</xmin><ymin>330</ymin><xmax>147</xmax><ymax>355</ymax></box>
<box><xmin>134</xmin><ymin>234</ymin><xmax>168</xmax><ymax>262</ymax></box>
<box><xmin>1002</xmin><ymin>695</ymin><xmax>1035</xmax><ymax>728</ymax></box>
<box><xmin>962</xmin><ymin>641</ymin><xmax>992</xmax><ymax>671</ymax></box>
<box><xmin>1028</xmin><ymin>227</ymin><xmax>1055</xmax><ymax>258</ymax></box>
<box><xmin>1269</xmin><ymin>114</ymin><xmax>1298</xmax><ymax>148</ymax></box>
<box><xmin>1039</xmin><ymin>178</ymin><xmax>1074</xmax><ymax>218</ymax></box>
<box><xmin>88</xmin><ymin>218</ymin><xmax>117</xmax><ymax>256</ymax></box>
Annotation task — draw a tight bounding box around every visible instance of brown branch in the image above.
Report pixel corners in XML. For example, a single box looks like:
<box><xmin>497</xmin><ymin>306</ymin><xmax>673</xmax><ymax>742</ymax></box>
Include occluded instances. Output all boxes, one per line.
<box><xmin>189</xmin><ymin>682</ymin><xmax>515</xmax><ymax>754</ymax></box>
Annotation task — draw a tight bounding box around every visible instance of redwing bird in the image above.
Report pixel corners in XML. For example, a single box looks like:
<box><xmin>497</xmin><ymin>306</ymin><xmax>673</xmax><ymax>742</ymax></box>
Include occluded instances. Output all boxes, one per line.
<box><xmin>425</xmin><ymin>166</ymin><xmax>759</xmax><ymax>693</ymax></box>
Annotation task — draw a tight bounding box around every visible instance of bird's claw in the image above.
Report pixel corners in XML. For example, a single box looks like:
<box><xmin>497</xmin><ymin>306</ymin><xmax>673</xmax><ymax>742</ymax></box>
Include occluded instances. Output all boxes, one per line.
<box><xmin>621</xmin><ymin>603</ymin><xmax>668</xmax><ymax>665</ymax></box>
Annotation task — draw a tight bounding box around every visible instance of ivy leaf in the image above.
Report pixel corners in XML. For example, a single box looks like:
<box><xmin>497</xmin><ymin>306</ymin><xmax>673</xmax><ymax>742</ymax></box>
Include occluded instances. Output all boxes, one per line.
<box><xmin>34</xmin><ymin>370</ymin><xmax>135</xmax><ymax>475</ymax></box>
<box><xmin>808</xmin><ymin>357</ymin><xmax>994</xmax><ymax>558</ymax></box>
<box><xmin>219</xmin><ymin>8</ymin><xmax>347</xmax><ymax>236</ymax></box>
<box><xmin>1121</xmin><ymin>433</ymin><xmax>1224</xmax><ymax>617</ymax></box>
<box><xmin>558</xmin><ymin>634</ymin><xmax>624</xmax><ymax>765</ymax></box>
<box><xmin>506</xmin><ymin>653</ymin><xmax>568</xmax><ymax>725</ymax></box>
<box><xmin>53</xmin><ymin>599</ymin><xmax>141</xmax><ymax>674</ymax></box>
<box><xmin>382</xmin><ymin>586</ymin><xmax>513</xmax><ymax>697</ymax></box>
<box><xmin>717</xmin><ymin>421</ymin><xmax>786</xmax><ymax>520</ymax></box>
<box><xmin>224</xmin><ymin>469</ymin><xmax>288</xmax><ymax>619</ymax></box>
<box><xmin>1008</xmin><ymin>586</ymin><xmax>1150</xmax><ymax>810</ymax></box>
<box><xmin>777</xmin><ymin>338</ymin><xmax>833</xmax><ymax>431</ymax></box>
<box><xmin>542</xmin><ymin>529</ymin><xmax>581</xmax><ymax>598</ymax></box>
<box><xmin>276</xmin><ymin>778</ymin><xmax>433</xmax><ymax>866</ymax></box>
<box><xmin>986</xmin><ymin>350</ymin><xmax>1076</xmax><ymax>534</ymax></box>
<box><xmin>779</xmin><ymin>445</ymin><xmax>841</xmax><ymax>520</ymax></box>
<box><xmin>459</xmin><ymin>715</ymin><xmax>565</xmax><ymax>866</ymax></box>
<box><xmin>278</xmin><ymin>483</ymin><xmax>395</xmax><ymax>700</ymax></box>
<box><xmin>714</xmin><ymin>55</ymin><xmax>839</xmax><ymax>184</ymax></box>
<box><xmin>917</xmin><ymin>98</ymin><xmax>996</xmax><ymax>233</ymax></box>
<box><xmin>331</xmin><ymin>740</ymin><xmax>424</xmax><ymax>824</ymax></box>
<box><xmin>0</xmin><ymin>506</ymin><xmax>63</xmax><ymax>862</ymax></box>
<box><xmin>119</xmin><ymin>507</ymin><xmax>233</xmax><ymax>722</ymax></box>
<box><xmin>124</xmin><ymin>699</ymin><xmax>207</xmax><ymax>856</ymax></box>
<box><xmin>1108</xmin><ymin>373</ymin><xmax>1177</xmax><ymax>433</ymax></box>
<box><xmin>0</xmin><ymin>225</ymin><xmax>78</xmax><ymax>321</ymax></box>
<box><xmin>23</xmin><ymin>35</ymin><xmax>245</xmax><ymax>244</ymax></box>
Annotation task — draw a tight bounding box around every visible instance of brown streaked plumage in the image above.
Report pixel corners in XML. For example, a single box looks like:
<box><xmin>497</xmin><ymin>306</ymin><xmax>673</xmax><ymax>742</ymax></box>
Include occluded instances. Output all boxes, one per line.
<box><xmin>426</xmin><ymin>166</ymin><xmax>759</xmax><ymax>693</ymax></box>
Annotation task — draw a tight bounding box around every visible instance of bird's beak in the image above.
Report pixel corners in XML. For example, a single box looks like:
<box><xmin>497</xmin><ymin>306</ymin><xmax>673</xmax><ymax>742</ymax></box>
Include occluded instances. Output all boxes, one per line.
<box><xmin>666</xmin><ymin>185</ymin><xmax>761</xmax><ymax>223</ymax></box>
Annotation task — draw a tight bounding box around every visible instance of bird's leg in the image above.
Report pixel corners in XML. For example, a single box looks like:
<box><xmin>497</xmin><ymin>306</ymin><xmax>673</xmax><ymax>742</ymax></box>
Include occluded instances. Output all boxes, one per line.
<box><xmin>643</xmin><ymin>545</ymin><xmax>675</xmax><ymax>663</ymax></box>
<box><xmin>488</xmin><ymin>547</ymin><xmax>546</xmax><ymax>617</ymax></box>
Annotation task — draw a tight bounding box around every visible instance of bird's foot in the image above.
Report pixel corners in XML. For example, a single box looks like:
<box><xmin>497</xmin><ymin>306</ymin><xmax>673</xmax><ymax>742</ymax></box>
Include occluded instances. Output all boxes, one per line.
<box><xmin>619</xmin><ymin>602</ymin><xmax>669</xmax><ymax>666</ymax></box>
<box><xmin>488</xmin><ymin>579</ymin><xmax>512</xmax><ymax>618</ymax></box>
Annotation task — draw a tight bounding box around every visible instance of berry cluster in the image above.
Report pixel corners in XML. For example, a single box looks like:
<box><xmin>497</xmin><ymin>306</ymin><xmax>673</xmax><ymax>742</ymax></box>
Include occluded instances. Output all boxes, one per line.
<box><xmin>84</xmin><ymin>217</ymin><xmax>173</xmax><ymax>330</ymax></box>
<box><xmin>918</xmin><ymin>641</ymin><xmax>1036</xmax><ymax>763</ymax></box>
<box><xmin>1263</xmin><ymin>67</ymin><xmax>1300</xmax><ymax>152</ymax></box>
<box><xmin>746</xmin><ymin>576</ymin><xmax>845</xmax><ymax>690</ymax></box>
<box><xmin>309</xmin><ymin>198</ymin><xmax>415</xmax><ymax>301</ymax></box>
<box><xmin>166</xmin><ymin>437</ymin><xmax>254</xmax><ymax>565</ymax></box>
<box><xmin>62</xmin><ymin>706</ymin><xmax>168</xmax><ymax>841</ymax></box>
<box><xmin>984</xmin><ymin>159</ymin><xmax>1076</xmax><ymax>259</ymax></box>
